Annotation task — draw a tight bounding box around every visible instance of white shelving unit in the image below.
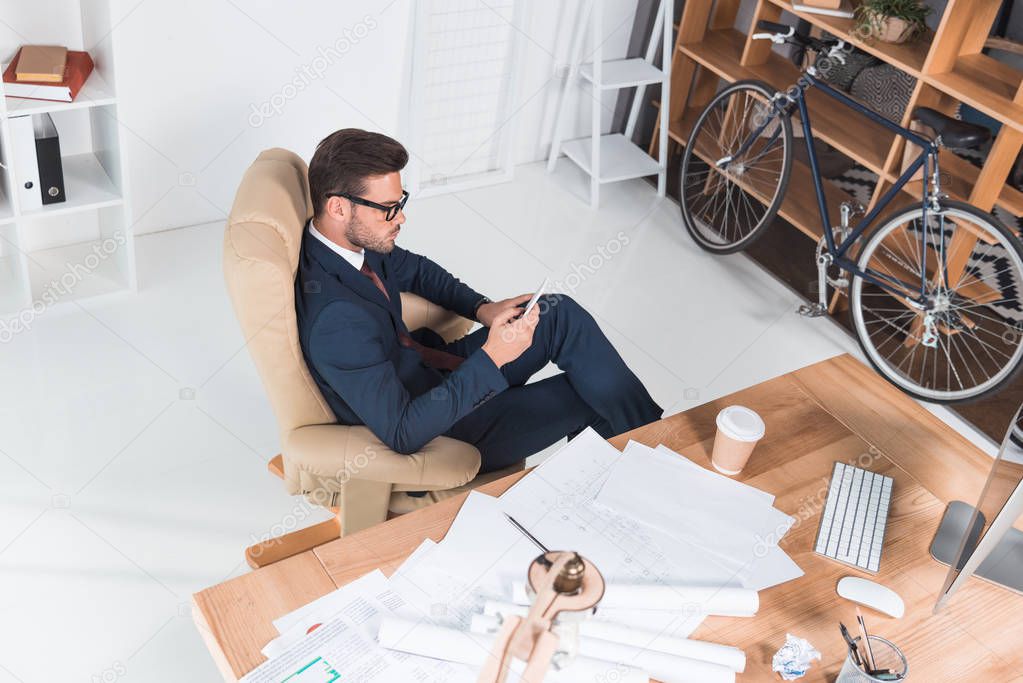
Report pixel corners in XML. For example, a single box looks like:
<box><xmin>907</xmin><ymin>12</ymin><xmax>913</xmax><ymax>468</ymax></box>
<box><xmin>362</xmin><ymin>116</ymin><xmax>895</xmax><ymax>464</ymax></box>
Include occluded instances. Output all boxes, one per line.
<box><xmin>0</xmin><ymin>0</ymin><xmax>135</xmax><ymax>315</ymax></box>
<box><xmin>547</xmin><ymin>0</ymin><xmax>672</xmax><ymax>209</ymax></box>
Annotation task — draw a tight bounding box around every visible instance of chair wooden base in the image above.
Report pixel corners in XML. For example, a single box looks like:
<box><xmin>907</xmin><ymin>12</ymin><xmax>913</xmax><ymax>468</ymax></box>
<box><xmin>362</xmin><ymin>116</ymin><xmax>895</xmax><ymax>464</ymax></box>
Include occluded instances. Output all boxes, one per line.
<box><xmin>248</xmin><ymin>454</ymin><xmax>523</xmax><ymax>568</ymax></box>
<box><xmin>245</xmin><ymin>514</ymin><xmax>342</xmax><ymax>569</ymax></box>
<box><xmin>246</xmin><ymin>454</ymin><xmax>343</xmax><ymax>569</ymax></box>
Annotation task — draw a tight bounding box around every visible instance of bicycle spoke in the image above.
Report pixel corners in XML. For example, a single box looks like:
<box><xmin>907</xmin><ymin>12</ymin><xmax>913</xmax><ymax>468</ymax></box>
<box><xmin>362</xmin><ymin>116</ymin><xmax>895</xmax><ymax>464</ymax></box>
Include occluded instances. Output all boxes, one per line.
<box><xmin>852</xmin><ymin>205</ymin><xmax>1023</xmax><ymax>400</ymax></box>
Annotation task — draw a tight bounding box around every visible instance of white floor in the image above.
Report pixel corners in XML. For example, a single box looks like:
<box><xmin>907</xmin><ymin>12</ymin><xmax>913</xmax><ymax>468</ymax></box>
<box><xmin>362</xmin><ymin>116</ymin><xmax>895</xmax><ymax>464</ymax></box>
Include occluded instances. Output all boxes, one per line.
<box><xmin>0</xmin><ymin>160</ymin><xmax>997</xmax><ymax>682</ymax></box>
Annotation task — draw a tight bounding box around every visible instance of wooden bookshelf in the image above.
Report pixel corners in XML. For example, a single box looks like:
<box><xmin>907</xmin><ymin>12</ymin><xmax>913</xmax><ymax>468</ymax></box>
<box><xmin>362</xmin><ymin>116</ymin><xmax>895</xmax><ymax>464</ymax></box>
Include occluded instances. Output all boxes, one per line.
<box><xmin>655</xmin><ymin>0</ymin><xmax>1023</xmax><ymax>308</ymax></box>
<box><xmin>926</xmin><ymin>54</ymin><xmax>1023</xmax><ymax>133</ymax></box>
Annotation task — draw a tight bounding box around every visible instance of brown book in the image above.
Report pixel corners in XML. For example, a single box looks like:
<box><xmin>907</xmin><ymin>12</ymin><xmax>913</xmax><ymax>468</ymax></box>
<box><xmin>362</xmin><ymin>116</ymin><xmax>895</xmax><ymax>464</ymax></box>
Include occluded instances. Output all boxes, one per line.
<box><xmin>3</xmin><ymin>48</ymin><xmax>94</xmax><ymax>102</ymax></box>
<box><xmin>15</xmin><ymin>45</ymin><xmax>67</xmax><ymax>82</ymax></box>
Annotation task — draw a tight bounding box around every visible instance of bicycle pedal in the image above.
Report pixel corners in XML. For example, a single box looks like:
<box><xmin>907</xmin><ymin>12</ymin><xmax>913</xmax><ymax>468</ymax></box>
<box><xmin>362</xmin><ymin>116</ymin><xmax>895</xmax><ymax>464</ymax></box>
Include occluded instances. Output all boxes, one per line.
<box><xmin>797</xmin><ymin>303</ymin><xmax>828</xmax><ymax>317</ymax></box>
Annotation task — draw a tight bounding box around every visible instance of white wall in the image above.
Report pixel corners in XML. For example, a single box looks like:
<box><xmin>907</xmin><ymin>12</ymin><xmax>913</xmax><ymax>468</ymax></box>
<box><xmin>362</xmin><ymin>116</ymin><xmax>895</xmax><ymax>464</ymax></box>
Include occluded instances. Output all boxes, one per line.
<box><xmin>96</xmin><ymin>0</ymin><xmax>639</xmax><ymax>235</ymax></box>
<box><xmin>107</xmin><ymin>0</ymin><xmax>413</xmax><ymax>235</ymax></box>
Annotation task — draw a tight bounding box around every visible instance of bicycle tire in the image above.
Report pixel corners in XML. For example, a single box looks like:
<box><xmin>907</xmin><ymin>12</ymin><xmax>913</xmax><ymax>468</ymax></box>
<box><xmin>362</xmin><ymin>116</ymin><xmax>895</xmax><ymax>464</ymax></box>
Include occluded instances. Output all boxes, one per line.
<box><xmin>680</xmin><ymin>79</ymin><xmax>793</xmax><ymax>255</ymax></box>
<box><xmin>850</xmin><ymin>199</ymin><xmax>1023</xmax><ymax>404</ymax></box>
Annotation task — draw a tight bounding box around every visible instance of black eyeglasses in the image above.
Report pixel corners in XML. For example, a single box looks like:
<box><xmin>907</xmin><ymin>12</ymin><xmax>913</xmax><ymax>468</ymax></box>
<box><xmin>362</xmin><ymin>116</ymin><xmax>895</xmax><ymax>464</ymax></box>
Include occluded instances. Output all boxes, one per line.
<box><xmin>331</xmin><ymin>190</ymin><xmax>409</xmax><ymax>221</ymax></box>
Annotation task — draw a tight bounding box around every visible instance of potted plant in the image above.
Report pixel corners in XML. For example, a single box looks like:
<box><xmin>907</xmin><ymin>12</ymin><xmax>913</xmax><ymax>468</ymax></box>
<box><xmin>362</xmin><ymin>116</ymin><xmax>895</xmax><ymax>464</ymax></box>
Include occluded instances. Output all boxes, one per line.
<box><xmin>854</xmin><ymin>0</ymin><xmax>930</xmax><ymax>44</ymax></box>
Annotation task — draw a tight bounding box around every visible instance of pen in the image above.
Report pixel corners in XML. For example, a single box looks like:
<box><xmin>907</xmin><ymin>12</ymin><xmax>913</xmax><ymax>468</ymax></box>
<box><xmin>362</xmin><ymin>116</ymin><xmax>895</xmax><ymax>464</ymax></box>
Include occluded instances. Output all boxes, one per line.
<box><xmin>504</xmin><ymin>514</ymin><xmax>550</xmax><ymax>553</ymax></box>
<box><xmin>856</xmin><ymin>607</ymin><xmax>877</xmax><ymax>671</ymax></box>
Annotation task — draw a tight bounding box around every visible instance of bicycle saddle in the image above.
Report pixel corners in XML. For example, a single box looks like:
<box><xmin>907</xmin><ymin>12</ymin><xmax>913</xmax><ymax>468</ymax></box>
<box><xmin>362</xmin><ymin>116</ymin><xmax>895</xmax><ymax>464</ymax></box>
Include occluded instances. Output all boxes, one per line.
<box><xmin>911</xmin><ymin>107</ymin><xmax>991</xmax><ymax>148</ymax></box>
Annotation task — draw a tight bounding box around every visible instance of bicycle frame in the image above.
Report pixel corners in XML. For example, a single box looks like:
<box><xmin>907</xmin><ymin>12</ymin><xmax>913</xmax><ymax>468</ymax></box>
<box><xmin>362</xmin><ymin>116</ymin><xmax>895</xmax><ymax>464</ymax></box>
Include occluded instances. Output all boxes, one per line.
<box><xmin>737</xmin><ymin>71</ymin><xmax>943</xmax><ymax>306</ymax></box>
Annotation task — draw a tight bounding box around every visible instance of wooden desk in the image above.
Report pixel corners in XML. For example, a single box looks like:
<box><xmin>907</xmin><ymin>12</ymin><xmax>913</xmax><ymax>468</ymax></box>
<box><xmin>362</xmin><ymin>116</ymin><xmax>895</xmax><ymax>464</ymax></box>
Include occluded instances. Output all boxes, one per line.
<box><xmin>193</xmin><ymin>354</ymin><xmax>1023</xmax><ymax>681</ymax></box>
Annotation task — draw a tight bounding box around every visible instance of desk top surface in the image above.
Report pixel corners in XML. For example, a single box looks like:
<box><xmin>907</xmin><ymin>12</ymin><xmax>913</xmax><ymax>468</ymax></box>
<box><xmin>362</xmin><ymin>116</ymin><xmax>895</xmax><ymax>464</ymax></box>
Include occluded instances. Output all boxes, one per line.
<box><xmin>192</xmin><ymin>353</ymin><xmax>1023</xmax><ymax>682</ymax></box>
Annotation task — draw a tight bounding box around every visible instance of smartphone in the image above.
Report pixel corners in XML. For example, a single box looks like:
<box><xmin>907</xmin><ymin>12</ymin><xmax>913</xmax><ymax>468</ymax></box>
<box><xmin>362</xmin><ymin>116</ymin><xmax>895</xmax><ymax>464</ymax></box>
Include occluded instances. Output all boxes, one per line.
<box><xmin>523</xmin><ymin>277</ymin><xmax>549</xmax><ymax>317</ymax></box>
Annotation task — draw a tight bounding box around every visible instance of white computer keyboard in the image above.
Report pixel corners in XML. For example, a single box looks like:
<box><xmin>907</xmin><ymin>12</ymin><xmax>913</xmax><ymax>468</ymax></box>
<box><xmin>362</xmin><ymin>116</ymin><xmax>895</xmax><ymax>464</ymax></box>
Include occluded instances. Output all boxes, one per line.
<box><xmin>814</xmin><ymin>462</ymin><xmax>893</xmax><ymax>573</ymax></box>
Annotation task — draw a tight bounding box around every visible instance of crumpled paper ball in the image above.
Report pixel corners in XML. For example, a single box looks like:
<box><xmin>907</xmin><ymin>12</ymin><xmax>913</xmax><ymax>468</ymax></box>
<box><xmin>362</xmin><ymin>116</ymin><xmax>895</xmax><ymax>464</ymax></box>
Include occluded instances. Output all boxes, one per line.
<box><xmin>772</xmin><ymin>633</ymin><xmax>821</xmax><ymax>680</ymax></box>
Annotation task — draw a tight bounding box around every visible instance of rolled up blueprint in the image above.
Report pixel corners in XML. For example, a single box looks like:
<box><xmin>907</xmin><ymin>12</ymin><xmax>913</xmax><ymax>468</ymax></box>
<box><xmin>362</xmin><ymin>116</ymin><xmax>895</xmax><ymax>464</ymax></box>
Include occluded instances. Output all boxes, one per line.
<box><xmin>580</xmin><ymin>620</ymin><xmax>745</xmax><ymax>672</ymax></box>
<box><xmin>472</xmin><ymin>615</ymin><xmax>738</xmax><ymax>683</ymax></box>
<box><xmin>483</xmin><ymin>599</ymin><xmax>708</xmax><ymax>639</ymax></box>
<box><xmin>578</xmin><ymin>635</ymin><xmax>735</xmax><ymax>683</ymax></box>
<box><xmin>377</xmin><ymin>616</ymin><xmax>649</xmax><ymax>683</ymax></box>
<box><xmin>512</xmin><ymin>581</ymin><xmax>758</xmax><ymax>617</ymax></box>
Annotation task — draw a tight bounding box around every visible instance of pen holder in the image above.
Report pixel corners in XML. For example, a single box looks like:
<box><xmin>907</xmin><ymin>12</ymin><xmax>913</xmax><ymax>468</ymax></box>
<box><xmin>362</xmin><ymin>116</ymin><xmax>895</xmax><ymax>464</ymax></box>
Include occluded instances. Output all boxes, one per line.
<box><xmin>837</xmin><ymin>636</ymin><xmax>908</xmax><ymax>682</ymax></box>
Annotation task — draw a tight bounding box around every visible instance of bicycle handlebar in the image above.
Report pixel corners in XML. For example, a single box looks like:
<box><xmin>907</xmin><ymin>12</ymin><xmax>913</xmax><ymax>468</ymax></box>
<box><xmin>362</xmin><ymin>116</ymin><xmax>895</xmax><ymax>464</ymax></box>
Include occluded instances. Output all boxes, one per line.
<box><xmin>753</xmin><ymin>19</ymin><xmax>840</xmax><ymax>53</ymax></box>
<box><xmin>756</xmin><ymin>20</ymin><xmax>792</xmax><ymax>36</ymax></box>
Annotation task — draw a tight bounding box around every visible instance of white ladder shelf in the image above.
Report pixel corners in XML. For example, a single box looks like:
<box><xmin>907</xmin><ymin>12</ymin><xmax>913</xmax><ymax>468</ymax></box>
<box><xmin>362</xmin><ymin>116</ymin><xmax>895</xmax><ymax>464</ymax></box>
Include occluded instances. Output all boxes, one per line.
<box><xmin>547</xmin><ymin>0</ymin><xmax>672</xmax><ymax>209</ymax></box>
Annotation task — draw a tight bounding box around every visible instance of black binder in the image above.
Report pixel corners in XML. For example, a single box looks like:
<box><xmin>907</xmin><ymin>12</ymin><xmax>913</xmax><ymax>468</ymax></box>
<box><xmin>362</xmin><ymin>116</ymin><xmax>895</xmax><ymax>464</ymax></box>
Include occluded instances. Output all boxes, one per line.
<box><xmin>33</xmin><ymin>113</ymin><xmax>65</xmax><ymax>205</ymax></box>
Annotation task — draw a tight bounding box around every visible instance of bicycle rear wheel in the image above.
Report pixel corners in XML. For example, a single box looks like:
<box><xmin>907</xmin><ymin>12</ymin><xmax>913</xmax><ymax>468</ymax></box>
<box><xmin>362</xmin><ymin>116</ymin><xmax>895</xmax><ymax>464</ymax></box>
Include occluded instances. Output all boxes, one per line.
<box><xmin>680</xmin><ymin>80</ymin><xmax>792</xmax><ymax>254</ymax></box>
<box><xmin>850</xmin><ymin>200</ymin><xmax>1023</xmax><ymax>403</ymax></box>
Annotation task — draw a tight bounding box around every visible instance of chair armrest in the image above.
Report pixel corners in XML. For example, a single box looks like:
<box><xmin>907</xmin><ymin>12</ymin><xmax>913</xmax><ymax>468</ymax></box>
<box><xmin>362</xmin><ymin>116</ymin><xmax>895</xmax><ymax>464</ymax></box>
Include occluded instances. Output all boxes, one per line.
<box><xmin>283</xmin><ymin>424</ymin><xmax>481</xmax><ymax>491</ymax></box>
<box><xmin>400</xmin><ymin>292</ymin><xmax>475</xmax><ymax>343</ymax></box>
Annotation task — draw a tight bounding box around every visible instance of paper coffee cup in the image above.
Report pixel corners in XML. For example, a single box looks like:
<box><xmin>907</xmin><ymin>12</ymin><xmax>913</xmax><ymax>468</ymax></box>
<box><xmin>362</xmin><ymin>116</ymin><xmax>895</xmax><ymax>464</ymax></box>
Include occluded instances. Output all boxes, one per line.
<box><xmin>712</xmin><ymin>405</ymin><xmax>765</xmax><ymax>475</ymax></box>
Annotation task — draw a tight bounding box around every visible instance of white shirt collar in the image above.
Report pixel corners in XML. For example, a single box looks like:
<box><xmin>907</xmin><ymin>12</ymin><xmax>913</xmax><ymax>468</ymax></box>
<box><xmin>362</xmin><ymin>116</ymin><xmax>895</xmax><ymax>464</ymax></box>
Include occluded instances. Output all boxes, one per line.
<box><xmin>309</xmin><ymin>220</ymin><xmax>365</xmax><ymax>271</ymax></box>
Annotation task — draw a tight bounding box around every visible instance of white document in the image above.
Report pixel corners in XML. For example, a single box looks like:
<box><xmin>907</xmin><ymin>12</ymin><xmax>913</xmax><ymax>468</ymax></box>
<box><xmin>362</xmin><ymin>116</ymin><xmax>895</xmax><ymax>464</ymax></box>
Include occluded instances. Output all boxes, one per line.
<box><xmin>596</xmin><ymin>441</ymin><xmax>796</xmax><ymax>573</ymax></box>
<box><xmin>271</xmin><ymin>569</ymin><xmax>390</xmax><ymax>640</ymax></box>
<box><xmin>651</xmin><ymin>443</ymin><xmax>775</xmax><ymax>504</ymax></box>
<box><xmin>498</xmin><ymin>429</ymin><xmax>744</xmax><ymax>590</ymax></box>
<box><xmin>244</xmin><ymin>615</ymin><xmax>466</xmax><ymax>683</ymax></box>
<box><xmin>387</xmin><ymin>492</ymin><xmax>538</xmax><ymax>632</ymax></box>
<box><xmin>645</xmin><ymin>442</ymin><xmax>804</xmax><ymax>590</ymax></box>
<box><xmin>253</xmin><ymin>568</ymin><xmax>473</xmax><ymax>682</ymax></box>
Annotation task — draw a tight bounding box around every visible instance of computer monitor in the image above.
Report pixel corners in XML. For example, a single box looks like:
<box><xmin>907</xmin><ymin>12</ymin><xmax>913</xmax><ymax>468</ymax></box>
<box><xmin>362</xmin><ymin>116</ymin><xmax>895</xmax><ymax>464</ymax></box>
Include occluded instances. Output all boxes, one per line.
<box><xmin>932</xmin><ymin>405</ymin><xmax>1023</xmax><ymax>611</ymax></box>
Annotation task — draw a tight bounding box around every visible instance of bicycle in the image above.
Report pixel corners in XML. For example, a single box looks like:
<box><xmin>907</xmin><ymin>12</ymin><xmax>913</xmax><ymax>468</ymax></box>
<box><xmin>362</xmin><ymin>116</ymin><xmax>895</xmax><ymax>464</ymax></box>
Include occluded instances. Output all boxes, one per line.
<box><xmin>678</xmin><ymin>20</ymin><xmax>1023</xmax><ymax>404</ymax></box>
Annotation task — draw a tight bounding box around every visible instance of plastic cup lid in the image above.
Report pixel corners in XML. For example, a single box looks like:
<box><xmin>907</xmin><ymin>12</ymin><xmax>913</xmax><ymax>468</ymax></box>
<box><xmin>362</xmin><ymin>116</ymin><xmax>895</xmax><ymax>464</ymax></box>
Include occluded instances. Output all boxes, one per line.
<box><xmin>716</xmin><ymin>405</ymin><xmax>765</xmax><ymax>442</ymax></box>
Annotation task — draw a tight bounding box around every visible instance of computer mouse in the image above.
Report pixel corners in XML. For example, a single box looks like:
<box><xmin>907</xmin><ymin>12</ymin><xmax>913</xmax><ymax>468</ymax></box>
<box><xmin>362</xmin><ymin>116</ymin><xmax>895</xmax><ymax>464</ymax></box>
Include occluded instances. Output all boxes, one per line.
<box><xmin>837</xmin><ymin>576</ymin><xmax>905</xmax><ymax>618</ymax></box>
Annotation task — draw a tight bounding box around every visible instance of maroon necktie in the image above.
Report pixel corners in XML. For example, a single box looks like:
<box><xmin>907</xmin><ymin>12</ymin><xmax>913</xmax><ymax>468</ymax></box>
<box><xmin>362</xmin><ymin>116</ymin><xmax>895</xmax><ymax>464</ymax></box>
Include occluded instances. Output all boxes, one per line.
<box><xmin>360</xmin><ymin>261</ymin><xmax>465</xmax><ymax>372</ymax></box>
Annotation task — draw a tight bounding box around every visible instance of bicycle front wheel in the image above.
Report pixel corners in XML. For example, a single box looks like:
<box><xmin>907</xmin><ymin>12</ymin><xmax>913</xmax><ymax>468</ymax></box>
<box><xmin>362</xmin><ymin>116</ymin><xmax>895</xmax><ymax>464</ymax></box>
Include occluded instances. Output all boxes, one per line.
<box><xmin>850</xmin><ymin>200</ymin><xmax>1023</xmax><ymax>403</ymax></box>
<box><xmin>680</xmin><ymin>80</ymin><xmax>792</xmax><ymax>254</ymax></box>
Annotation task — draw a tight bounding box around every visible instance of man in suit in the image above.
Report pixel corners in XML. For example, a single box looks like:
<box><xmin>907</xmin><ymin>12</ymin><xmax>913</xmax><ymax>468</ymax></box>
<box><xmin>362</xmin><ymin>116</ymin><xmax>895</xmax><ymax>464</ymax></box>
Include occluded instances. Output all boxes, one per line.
<box><xmin>296</xmin><ymin>128</ymin><xmax>662</xmax><ymax>474</ymax></box>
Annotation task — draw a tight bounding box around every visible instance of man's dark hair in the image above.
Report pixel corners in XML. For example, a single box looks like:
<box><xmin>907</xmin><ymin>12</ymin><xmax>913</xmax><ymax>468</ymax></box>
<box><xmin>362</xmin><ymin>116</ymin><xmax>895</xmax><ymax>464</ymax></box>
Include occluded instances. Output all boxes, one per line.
<box><xmin>308</xmin><ymin>128</ymin><xmax>409</xmax><ymax>219</ymax></box>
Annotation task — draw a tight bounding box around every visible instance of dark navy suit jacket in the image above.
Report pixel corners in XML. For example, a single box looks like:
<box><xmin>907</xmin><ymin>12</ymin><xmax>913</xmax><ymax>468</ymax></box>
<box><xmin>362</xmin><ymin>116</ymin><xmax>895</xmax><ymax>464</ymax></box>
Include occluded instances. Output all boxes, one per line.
<box><xmin>295</xmin><ymin>222</ymin><xmax>508</xmax><ymax>454</ymax></box>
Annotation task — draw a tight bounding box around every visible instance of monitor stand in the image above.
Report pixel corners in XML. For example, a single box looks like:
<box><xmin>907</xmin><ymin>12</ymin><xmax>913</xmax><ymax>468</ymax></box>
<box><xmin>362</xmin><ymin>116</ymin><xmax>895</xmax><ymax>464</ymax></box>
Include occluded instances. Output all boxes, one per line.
<box><xmin>930</xmin><ymin>500</ymin><xmax>1023</xmax><ymax>595</ymax></box>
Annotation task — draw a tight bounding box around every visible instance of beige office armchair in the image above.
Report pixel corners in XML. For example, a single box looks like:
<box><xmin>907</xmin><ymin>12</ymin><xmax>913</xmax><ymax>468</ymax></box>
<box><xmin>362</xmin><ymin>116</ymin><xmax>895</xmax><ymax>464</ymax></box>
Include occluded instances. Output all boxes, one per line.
<box><xmin>224</xmin><ymin>148</ymin><xmax>519</xmax><ymax>567</ymax></box>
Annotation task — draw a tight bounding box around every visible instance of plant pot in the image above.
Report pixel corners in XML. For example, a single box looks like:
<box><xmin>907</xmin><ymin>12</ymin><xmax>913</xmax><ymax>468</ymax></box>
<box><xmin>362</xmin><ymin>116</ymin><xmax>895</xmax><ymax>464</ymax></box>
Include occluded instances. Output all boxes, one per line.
<box><xmin>875</xmin><ymin>16</ymin><xmax>913</xmax><ymax>44</ymax></box>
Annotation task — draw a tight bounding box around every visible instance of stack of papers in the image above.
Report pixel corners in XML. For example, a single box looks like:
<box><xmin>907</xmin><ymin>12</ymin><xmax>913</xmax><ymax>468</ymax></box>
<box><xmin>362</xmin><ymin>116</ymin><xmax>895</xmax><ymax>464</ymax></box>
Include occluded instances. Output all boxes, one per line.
<box><xmin>244</xmin><ymin>428</ymin><xmax>802</xmax><ymax>682</ymax></box>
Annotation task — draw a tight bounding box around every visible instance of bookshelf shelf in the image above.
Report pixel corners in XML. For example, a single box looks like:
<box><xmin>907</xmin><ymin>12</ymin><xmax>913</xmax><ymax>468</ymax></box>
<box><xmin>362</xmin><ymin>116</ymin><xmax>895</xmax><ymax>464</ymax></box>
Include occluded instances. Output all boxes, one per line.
<box><xmin>561</xmin><ymin>134</ymin><xmax>663</xmax><ymax>183</ymax></box>
<box><xmin>18</xmin><ymin>152</ymin><xmax>123</xmax><ymax>219</ymax></box>
<box><xmin>4</xmin><ymin>69</ymin><xmax>116</xmax><ymax>116</ymax></box>
<box><xmin>925</xmin><ymin>54</ymin><xmax>1023</xmax><ymax>134</ymax></box>
<box><xmin>0</xmin><ymin>0</ymin><xmax>135</xmax><ymax>314</ymax></box>
<box><xmin>580</xmin><ymin>58</ymin><xmax>666</xmax><ymax>90</ymax></box>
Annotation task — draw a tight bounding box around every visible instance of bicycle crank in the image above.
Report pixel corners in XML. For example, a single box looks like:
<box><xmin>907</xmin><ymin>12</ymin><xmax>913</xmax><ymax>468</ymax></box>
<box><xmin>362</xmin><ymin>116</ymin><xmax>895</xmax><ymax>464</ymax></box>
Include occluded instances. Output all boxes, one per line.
<box><xmin>798</xmin><ymin>235</ymin><xmax>850</xmax><ymax>318</ymax></box>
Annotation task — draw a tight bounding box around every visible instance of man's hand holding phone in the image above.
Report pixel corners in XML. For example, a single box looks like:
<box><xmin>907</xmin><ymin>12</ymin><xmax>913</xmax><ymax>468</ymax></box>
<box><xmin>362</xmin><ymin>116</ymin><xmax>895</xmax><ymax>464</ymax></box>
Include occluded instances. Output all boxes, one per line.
<box><xmin>482</xmin><ymin>305</ymin><xmax>539</xmax><ymax>368</ymax></box>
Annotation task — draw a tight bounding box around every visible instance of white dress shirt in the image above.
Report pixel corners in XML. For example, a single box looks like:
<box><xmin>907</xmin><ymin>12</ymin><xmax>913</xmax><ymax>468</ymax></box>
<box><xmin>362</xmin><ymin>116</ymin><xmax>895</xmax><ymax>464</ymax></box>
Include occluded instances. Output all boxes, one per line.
<box><xmin>309</xmin><ymin>220</ymin><xmax>365</xmax><ymax>271</ymax></box>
